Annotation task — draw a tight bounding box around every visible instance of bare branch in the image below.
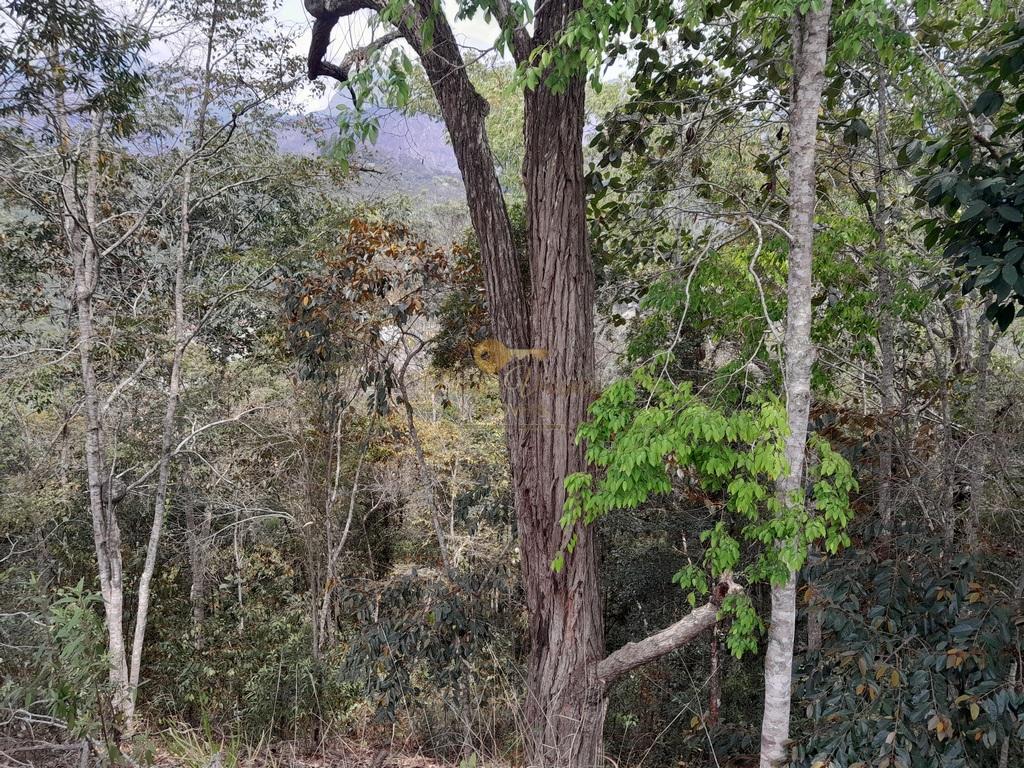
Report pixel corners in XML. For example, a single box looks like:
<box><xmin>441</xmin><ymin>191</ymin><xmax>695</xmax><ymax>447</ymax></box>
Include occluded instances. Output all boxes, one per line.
<box><xmin>305</xmin><ymin>0</ymin><xmax>390</xmax><ymax>83</ymax></box>
<box><xmin>101</xmin><ymin>350</ymin><xmax>152</xmax><ymax>416</ymax></box>
<box><xmin>596</xmin><ymin>575</ymin><xmax>742</xmax><ymax>688</ymax></box>
<box><xmin>123</xmin><ymin>405</ymin><xmax>274</xmax><ymax>492</ymax></box>
<box><xmin>313</xmin><ymin>28</ymin><xmax>402</xmax><ymax>84</ymax></box>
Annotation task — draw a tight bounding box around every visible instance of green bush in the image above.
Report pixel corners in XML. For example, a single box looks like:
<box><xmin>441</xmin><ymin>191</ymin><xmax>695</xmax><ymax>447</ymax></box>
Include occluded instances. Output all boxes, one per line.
<box><xmin>792</xmin><ymin>532</ymin><xmax>1023</xmax><ymax>768</ymax></box>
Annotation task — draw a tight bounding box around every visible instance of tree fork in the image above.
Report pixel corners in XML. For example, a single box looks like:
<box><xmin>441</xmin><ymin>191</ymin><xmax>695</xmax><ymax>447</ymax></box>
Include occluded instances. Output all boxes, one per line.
<box><xmin>304</xmin><ymin>4</ymin><xmax>741</xmax><ymax>764</ymax></box>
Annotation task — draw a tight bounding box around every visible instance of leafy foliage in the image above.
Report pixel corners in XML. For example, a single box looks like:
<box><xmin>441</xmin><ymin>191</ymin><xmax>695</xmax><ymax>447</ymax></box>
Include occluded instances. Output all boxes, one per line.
<box><xmin>793</xmin><ymin>535</ymin><xmax>1023</xmax><ymax>768</ymax></box>
<box><xmin>280</xmin><ymin>216</ymin><xmax>453</xmax><ymax>408</ymax></box>
<box><xmin>340</xmin><ymin>565</ymin><xmax>518</xmax><ymax>725</ymax></box>
<box><xmin>3</xmin><ymin>0</ymin><xmax>1024</xmax><ymax>764</ymax></box>
<box><xmin>912</xmin><ymin>19</ymin><xmax>1024</xmax><ymax>329</ymax></box>
<box><xmin>560</xmin><ymin>364</ymin><xmax>856</xmax><ymax>654</ymax></box>
<box><xmin>0</xmin><ymin>0</ymin><xmax>148</xmax><ymax>120</ymax></box>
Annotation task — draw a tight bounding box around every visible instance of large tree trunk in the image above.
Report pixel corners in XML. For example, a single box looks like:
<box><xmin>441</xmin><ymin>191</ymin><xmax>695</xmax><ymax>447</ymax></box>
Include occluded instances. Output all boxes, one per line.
<box><xmin>759</xmin><ymin>4</ymin><xmax>832</xmax><ymax>767</ymax></box>
<box><xmin>519</xmin><ymin>19</ymin><xmax>606</xmax><ymax>761</ymax></box>
<box><xmin>304</xmin><ymin>4</ymin><xmax>739</xmax><ymax>764</ymax></box>
<box><xmin>390</xmin><ymin>2</ymin><xmax>604</xmax><ymax>762</ymax></box>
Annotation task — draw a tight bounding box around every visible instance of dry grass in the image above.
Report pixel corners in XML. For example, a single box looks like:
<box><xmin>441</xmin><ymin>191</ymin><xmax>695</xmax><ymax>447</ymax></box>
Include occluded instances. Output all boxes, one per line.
<box><xmin>0</xmin><ymin>732</ymin><xmax>501</xmax><ymax>768</ymax></box>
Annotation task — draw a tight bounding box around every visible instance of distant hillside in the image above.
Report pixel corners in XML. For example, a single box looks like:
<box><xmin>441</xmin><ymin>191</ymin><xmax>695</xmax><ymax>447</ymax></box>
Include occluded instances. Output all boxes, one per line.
<box><xmin>277</xmin><ymin>94</ymin><xmax>467</xmax><ymax>208</ymax></box>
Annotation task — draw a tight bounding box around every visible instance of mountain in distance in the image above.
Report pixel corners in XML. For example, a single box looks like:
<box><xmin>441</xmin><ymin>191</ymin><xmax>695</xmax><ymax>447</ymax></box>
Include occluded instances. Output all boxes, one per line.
<box><xmin>277</xmin><ymin>91</ymin><xmax>467</xmax><ymax>207</ymax></box>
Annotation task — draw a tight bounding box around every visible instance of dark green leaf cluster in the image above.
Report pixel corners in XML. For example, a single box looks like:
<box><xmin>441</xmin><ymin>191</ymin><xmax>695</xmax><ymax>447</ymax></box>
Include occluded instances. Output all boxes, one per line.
<box><xmin>793</xmin><ymin>535</ymin><xmax>1023</xmax><ymax>768</ymax></box>
<box><xmin>911</xmin><ymin>20</ymin><xmax>1024</xmax><ymax>329</ymax></box>
<box><xmin>340</xmin><ymin>565</ymin><xmax>517</xmax><ymax>722</ymax></box>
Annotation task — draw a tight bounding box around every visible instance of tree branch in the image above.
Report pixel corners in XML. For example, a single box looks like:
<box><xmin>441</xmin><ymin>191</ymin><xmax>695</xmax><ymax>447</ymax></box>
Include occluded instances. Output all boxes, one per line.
<box><xmin>308</xmin><ymin>0</ymin><xmax>531</xmax><ymax>359</ymax></box>
<box><xmin>596</xmin><ymin>575</ymin><xmax>742</xmax><ymax>688</ymax></box>
<box><xmin>305</xmin><ymin>0</ymin><xmax>397</xmax><ymax>84</ymax></box>
<box><xmin>489</xmin><ymin>0</ymin><xmax>532</xmax><ymax>63</ymax></box>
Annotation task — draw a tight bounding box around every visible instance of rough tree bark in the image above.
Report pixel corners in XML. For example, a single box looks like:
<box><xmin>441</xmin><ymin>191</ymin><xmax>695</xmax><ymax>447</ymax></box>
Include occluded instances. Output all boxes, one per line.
<box><xmin>759</xmin><ymin>4</ymin><xmax>833</xmax><ymax>767</ymax></box>
<box><xmin>516</xmin><ymin>3</ymin><xmax>606</xmax><ymax>763</ymax></box>
<box><xmin>303</xmin><ymin>2</ymin><xmax>740</xmax><ymax>764</ymax></box>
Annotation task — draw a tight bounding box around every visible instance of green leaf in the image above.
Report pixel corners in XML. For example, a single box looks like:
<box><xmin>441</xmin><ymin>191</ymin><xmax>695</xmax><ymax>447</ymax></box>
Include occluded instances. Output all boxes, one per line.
<box><xmin>960</xmin><ymin>199</ymin><xmax>989</xmax><ymax>220</ymax></box>
<box><xmin>971</xmin><ymin>89</ymin><xmax>1004</xmax><ymax>117</ymax></box>
<box><xmin>996</xmin><ymin>205</ymin><xmax>1023</xmax><ymax>222</ymax></box>
<box><xmin>1001</xmin><ymin>263</ymin><xmax>1019</xmax><ymax>286</ymax></box>
<box><xmin>995</xmin><ymin>303</ymin><xmax>1016</xmax><ymax>330</ymax></box>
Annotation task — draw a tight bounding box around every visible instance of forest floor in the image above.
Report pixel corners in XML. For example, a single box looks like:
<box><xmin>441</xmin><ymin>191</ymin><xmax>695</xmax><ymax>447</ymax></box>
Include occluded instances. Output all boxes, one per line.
<box><xmin>0</xmin><ymin>734</ymin><xmax>456</xmax><ymax>768</ymax></box>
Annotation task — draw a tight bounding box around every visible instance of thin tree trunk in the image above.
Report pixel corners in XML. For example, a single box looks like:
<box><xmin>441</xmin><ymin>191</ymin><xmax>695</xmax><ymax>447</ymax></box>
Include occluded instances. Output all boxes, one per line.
<box><xmin>397</xmin><ymin>352</ymin><xmax>451</xmax><ymax>570</ymax></box>
<box><xmin>873</xmin><ymin>64</ymin><xmax>896</xmax><ymax>541</ymax></box>
<box><xmin>316</xmin><ymin>451</ymin><xmax>364</xmax><ymax>658</ymax></box>
<box><xmin>805</xmin><ymin>547</ymin><xmax>823</xmax><ymax>655</ymax></box>
<box><xmin>125</xmin><ymin>173</ymin><xmax>186</xmax><ymax>721</ymax></box>
<box><xmin>965</xmin><ymin>320</ymin><xmax>994</xmax><ymax>549</ymax></box>
<box><xmin>760</xmin><ymin>5</ymin><xmax>832</xmax><ymax>766</ymax></box>
<box><xmin>946</xmin><ymin>300</ymin><xmax>972</xmax><ymax>376</ymax></box>
<box><xmin>708</xmin><ymin>626</ymin><xmax>722</xmax><ymax>726</ymax></box>
<box><xmin>125</xmin><ymin>4</ymin><xmax>219</xmax><ymax>720</ymax></box>
<box><xmin>185</xmin><ymin>499</ymin><xmax>213</xmax><ymax>639</ymax></box>
<box><xmin>61</xmin><ymin>107</ymin><xmax>132</xmax><ymax>720</ymax></box>
<box><xmin>939</xmin><ymin>349</ymin><xmax>957</xmax><ymax>553</ymax></box>
<box><xmin>234</xmin><ymin>516</ymin><xmax>245</xmax><ymax>632</ymax></box>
